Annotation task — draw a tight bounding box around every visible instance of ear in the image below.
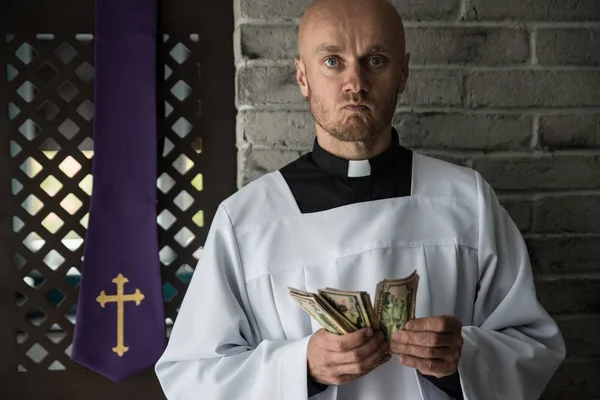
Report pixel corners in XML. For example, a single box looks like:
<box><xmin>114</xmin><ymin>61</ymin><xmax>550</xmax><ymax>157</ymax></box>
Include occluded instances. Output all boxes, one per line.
<box><xmin>397</xmin><ymin>52</ymin><xmax>410</xmax><ymax>94</ymax></box>
<box><xmin>295</xmin><ymin>56</ymin><xmax>309</xmax><ymax>97</ymax></box>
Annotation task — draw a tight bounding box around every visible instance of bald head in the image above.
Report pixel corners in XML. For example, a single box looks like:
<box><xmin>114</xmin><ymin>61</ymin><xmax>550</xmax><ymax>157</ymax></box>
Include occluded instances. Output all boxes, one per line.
<box><xmin>298</xmin><ymin>0</ymin><xmax>406</xmax><ymax>61</ymax></box>
<box><xmin>294</xmin><ymin>0</ymin><xmax>410</xmax><ymax>158</ymax></box>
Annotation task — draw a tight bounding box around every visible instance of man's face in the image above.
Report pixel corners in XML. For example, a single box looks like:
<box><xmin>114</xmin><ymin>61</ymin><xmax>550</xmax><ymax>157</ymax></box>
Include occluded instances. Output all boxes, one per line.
<box><xmin>296</xmin><ymin>4</ymin><xmax>409</xmax><ymax>142</ymax></box>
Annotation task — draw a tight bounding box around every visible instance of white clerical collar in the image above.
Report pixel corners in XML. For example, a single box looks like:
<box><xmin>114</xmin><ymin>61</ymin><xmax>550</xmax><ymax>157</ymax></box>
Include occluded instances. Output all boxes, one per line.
<box><xmin>347</xmin><ymin>160</ymin><xmax>372</xmax><ymax>177</ymax></box>
<box><xmin>311</xmin><ymin>128</ymin><xmax>402</xmax><ymax>178</ymax></box>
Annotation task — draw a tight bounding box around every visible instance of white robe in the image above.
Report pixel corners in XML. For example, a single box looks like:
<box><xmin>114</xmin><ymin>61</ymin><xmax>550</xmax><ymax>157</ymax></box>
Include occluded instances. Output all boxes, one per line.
<box><xmin>155</xmin><ymin>153</ymin><xmax>566</xmax><ymax>400</ymax></box>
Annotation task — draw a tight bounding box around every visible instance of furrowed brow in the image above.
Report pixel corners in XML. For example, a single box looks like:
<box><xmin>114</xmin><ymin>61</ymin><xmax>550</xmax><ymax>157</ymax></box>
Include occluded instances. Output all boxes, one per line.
<box><xmin>314</xmin><ymin>44</ymin><xmax>343</xmax><ymax>54</ymax></box>
<box><xmin>365</xmin><ymin>44</ymin><xmax>390</xmax><ymax>54</ymax></box>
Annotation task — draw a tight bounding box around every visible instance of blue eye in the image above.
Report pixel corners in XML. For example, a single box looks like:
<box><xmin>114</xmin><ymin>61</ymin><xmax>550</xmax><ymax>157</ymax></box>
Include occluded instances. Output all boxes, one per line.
<box><xmin>324</xmin><ymin>57</ymin><xmax>338</xmax><ymax>67</ymax></box>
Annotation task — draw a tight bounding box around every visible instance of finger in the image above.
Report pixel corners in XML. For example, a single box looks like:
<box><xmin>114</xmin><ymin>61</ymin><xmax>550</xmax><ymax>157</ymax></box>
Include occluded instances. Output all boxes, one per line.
<box><xmin>390</xmin><ymin>343</ymin><xmax>460</xmax><ymax>362</ymax></box>
<box><xmin>330</xmin><ymin>372</ymin><xmax>366</xmax><ymax>386</ymax></box>
<box><xmin>312</xmin><ymin>328</ymin><xmax>337</xmax><ymax>349</ymax></box>
<box><xmin>324</xmin><ymin>327</ymin><xmax>375</xmax><ymax>352</ymax></box>
<box><xmin>397</xmin><ymin>354</ymin><xmax>457</xmax><ymax>378</ymax></box>
<box><xmin>331</xmin><ymin>353</ymin><xmax>392</xmax><ymax>385</ymax></box>
<box><xmin>327</xmin><ymin>351</ymin><xmax>392</xmax><ymax>386</ymax></box>
<box><xmin>334</xmin><ymin>341</ymin><xmax>391</xmax><ymax>376</ymax></box>
<box><xmin>371</xmin><ymin>353</ymin><xmax>393</xmax><ymax>369</ymax></box>
<box><xmin>405</xmin><ymin>316</ymin><xmax>462</xmax><ymax>333</ymax></box>
<box><xmin>394</xmin><ymin>331</ymin><xmax>460</xmax><ymax>348</ymax></box>
<box><xmin>333</xmin><ymin>331</ymin><xmax>387</xmax><ymax>365</ymax></box>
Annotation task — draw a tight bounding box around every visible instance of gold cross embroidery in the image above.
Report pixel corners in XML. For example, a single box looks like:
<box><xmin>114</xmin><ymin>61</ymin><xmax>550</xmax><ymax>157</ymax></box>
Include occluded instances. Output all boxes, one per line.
<box><xmin>96</xmin><ymin>274</ymin><xmax>145</xmax><ymax>357</ymax></box>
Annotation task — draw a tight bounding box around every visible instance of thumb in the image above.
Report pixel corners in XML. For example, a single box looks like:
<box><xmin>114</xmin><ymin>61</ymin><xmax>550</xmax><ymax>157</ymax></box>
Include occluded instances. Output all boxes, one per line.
<box><xmin>348</xmin><ymin>327</ymin><xmax>374</xmax><ymax>344</ymax></box>
<box><xmin>349</xmin><ymin>327</ymin><xmax>372</xmax><ymax>339</ymax></box>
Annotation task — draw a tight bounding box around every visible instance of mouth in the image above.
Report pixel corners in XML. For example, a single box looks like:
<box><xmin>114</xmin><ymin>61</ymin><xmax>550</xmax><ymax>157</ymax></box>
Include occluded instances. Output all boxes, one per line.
<box><xmin>343</xmin><ymin>104</ymin><xmax>370</xmax><ymax>112</ymax></box>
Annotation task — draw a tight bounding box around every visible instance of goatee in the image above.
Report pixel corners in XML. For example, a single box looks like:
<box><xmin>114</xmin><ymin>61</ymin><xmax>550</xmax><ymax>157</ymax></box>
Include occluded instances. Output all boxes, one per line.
<box><xmin>306</xmin><ymin>82</ymin><xmax>397</xmax><ymax>142</ymax></box>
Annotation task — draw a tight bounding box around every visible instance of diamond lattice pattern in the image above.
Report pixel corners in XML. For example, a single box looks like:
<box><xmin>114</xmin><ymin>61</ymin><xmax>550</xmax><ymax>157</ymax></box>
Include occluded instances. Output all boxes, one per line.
<box><xmin>6</xmin><ymin>33</ymin><xmax>206</xmax><ymax>371</ymax></box>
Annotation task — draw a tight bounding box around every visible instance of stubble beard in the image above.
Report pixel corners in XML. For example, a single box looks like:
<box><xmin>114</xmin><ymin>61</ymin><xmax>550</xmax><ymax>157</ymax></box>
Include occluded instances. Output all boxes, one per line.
<box><xmin>306</xmin><ymin>81</ymin><xmax>398</xmax><ymax>143</ymax></box>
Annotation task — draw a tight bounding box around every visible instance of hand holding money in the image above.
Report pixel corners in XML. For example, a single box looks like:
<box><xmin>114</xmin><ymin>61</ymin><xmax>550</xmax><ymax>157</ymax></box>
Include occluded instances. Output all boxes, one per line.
<box><xmin>291</xmin><ymin>272</ymin><xmax>463</xmax><ymax>380</ymax></box>
<box><xmin>289</xmin><ymin>270</ymin><xmax>419</xmax><ymax>342</ymax></box>
<box><xmin>307</xmin><ymin>327</ymin><xmax>391</xmax><ymax>386</ymax></box>
<box><xmin>390</xmin><ymin>316</ymin><xmax>463</xmax><ymax>378</ymax></box>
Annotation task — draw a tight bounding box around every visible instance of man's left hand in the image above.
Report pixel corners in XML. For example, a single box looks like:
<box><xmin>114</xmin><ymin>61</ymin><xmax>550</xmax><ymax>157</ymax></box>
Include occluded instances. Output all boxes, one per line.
<box><xmin>390</xmin><ymin>316</ymin><xmax>463</xmax><ymax>379</ymax></box>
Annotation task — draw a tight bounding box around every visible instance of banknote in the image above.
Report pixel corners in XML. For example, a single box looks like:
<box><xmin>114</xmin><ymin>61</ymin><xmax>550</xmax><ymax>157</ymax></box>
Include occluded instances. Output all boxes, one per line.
<box><xmin>318</xmin><ymin>288</ymin><xmax>375</xmax><ymax>328</ymax></box>
<box><xmin>289</xmin><ymin>271</ymin><xmax>418</xmax><ymax>340</ymax></box>
<box><xmin>360</xmin><ymin>291</ymin><xmax>378</xmax><ymax>326</ymax></box>
<box><xmin>373</xmin><ymin>270</ymin><xmax>419</xmax><ymax>342</ymax></box>
<box><xmin>288</xmin><ymin>288</ymin><xmax>356</xmax><ymax>334</ymax></box>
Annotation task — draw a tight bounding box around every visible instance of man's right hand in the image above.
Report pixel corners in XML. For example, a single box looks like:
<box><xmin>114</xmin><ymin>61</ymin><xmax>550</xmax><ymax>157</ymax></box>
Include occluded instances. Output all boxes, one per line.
<box><xmin>307</xmin><ymin>327</ymin><xmax>391</xmax><ymax>386</ymax></box>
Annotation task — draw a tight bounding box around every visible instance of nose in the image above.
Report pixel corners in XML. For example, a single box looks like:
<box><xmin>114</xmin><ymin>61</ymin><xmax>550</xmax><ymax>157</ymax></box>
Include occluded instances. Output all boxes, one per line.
<box><xmin>342</xmin><ymin>62</ymin><xmax>370</xmax><ymax>95</ymax></box>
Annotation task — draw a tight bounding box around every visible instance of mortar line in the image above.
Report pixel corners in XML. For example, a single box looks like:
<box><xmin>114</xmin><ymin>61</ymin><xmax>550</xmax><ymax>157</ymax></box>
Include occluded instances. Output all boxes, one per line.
<box><xmin>531</xmin><ymin>114</ymin><xmax>540</xmax><ymax>148</ymax></box>
<box><xmin>523</xmin><ymin>232</ymin><xmax>600</xmax><ymax>239</ymax></box>
<box><xmin>237</xmin><ymin>104</ymin><xmax>600</xmax><ymax>115</ymax></box>
<box><xmin>529</xmin><ymin>28</ymin><xmax>539</xmax><ymax>65</ymax></box>
<box><xmin>499</xmin><ymin>188</ymin><xmax>600</xmax><ymax>197</ymax></box>
<box><xmin>458</xmin><ymin>0</ymin><xmax>468</xmax><ymax>21</ymax></box>
<box><xmin>421</xmin><ymin>148</ymin><xmax>600</xmax><ymax>157</ymax></box>
<box><xmin>238</xmin><ymin>59</ymin><xmax>600</xmax><ymax>71</ymax></box>
<box><xmin>552</xmin><ymin>313</ymin><xmax>600</xmax><ymax>321</ymax></box>
<box><xmin>235</xmin><ymin>19</ymin><xmax>600</xmax><ymax>29</ymax></box>
<box><xmin>535</xmin><ymin>271</ymin><xmax>600</xmax><ymax>280</ymax></box>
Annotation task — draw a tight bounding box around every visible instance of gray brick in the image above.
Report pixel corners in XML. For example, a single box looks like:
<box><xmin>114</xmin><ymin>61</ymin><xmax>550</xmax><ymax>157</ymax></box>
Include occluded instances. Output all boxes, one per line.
<box><xmin>536</xmin><ymin>277</ymin><xmax>600</xmax><ymax>314</ymax></box>
<box><xmin>464</xmin><ymin>0</ymin><xmax>600</xmax><ymax>21</ymax></box>
<box><xmin>393</xmin><ymin>113</ymin><xmax>532</xmax><ymax>150</ymax></box>
<box><xmin>238</xmin><ymin>66</ymin><xmax>464</xmax><ymax>108</ymax></box>
<box><xmin>499</xmin><ymin>198</ymin><xmax>533</xmax><ymax>231</ymax></box>
<box><xmin>400</xmin><ymin>69</ymin><xmax>463</xmax><ymax>107</ymax></box>
<box><xmin>406</xmin><ymin>27</ymin><xmax>529</xmax><ymax>65</ymax></box>
<box><xmin>537</xmin><ymin>28</ymin><xmax>600</xmax><ymax>66</ymax></box>
<box><xmin>535</xmin><ymin>195</ymin><xmax>600</xmax><ymax>233</ymax></box>
<box><xmin>237</xmin><ymin>66</ymin><xmax>266</xmax><ymax>106</ymax></box>
<box><xmin>527</xmin><ymin>236</ymin><xmax>600</xmax><ymax>273</ymax></box>
<box><xmin>542</xmin><ymin>359</ymin><xmax>600</xmax><ymax>399</ymax></box>
<box><xmin>556</xmin><ymin>316</ymin><xmax>600</xmax><ymax>358</ymax></box>
<box><xmin>390</xmin><ymin>0</ymin><xmax>461</xmax><ymax>21</ymax></box>
<box><xmin>239</xmin><ymin>24</ymin><xmax>298</xmax><ymax>61</ymax></box>
<box><xmin>466</xmin><ymin>71</ymin><xmax>600</xmax><ymax>108</ymax></box>
<box><xmin>237</xmin><ymin>65</ymin><xmax>302</xmax><ymax>106</ymax></box>
<box><xmin>539</xmin><ymin>114</ymin><xmax>600</xmax><ymax>149</ymax></box>
<box><xmin>472</xmin><ymin>155</ymin><xmax>600</xmax><ymax>190</ymax></box>
<box><xmin>415</xmin><ymin>150</ymin><xmax>470</xmax><ymax>167</ymax></box>
<box><xmin>237</xmin><ymin>0</ymin><xmax>311</xmax><ymax>19</ymax></box>
<box><xmin>238</xmin><ymin>0</ymin><xmax>460</xmax><ymax>20</ymax></box>
<box><xmin>239</xmin><ymin>26</ymin><xmax>530</xmax><ymax>64</ymax></box>
<box><xmin>237</xmin><ymin>110</ymin><xmax>314</xmax><ymax>149</ymax></box>
<box><xmin>238</xmin><ymin>148</ymin><xmax>305</xmax><ymax>187</ymax></box>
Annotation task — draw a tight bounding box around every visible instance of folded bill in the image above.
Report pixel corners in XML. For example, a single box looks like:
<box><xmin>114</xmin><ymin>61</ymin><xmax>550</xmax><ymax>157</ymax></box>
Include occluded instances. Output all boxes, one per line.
<box><xmin>289</xmin><ymin>270</ymin><xmax>419</xmax><ymax>341</ymax></box>
<box><xmin>288</xmin><ymin>288</ymin><xmax>356</xmax><ymax>334</ymax></box>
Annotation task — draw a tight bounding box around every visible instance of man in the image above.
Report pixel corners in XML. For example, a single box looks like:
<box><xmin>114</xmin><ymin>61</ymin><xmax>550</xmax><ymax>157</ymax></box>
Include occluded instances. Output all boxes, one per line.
<box><xmin>154</xmin><ymin>0</ymin><xmax>566</xmax><ymax>398</ymax></box>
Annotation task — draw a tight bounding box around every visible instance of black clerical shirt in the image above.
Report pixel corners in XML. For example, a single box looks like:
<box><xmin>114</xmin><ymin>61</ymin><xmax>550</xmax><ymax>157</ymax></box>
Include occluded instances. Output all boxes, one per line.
<box><xmin>278</xmin><ymin>128</ymin><xmax>464</xmax><ymax>400</ymax></box>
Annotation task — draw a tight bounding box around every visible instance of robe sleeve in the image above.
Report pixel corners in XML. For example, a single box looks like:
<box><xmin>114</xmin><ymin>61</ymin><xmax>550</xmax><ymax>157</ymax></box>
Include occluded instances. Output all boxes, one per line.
<box><xmin>307</xmin><ymin>374</ymin><xmax>329</xmax><ymax>397</ymax></box>
<box><xmin>421</xmin><ymin>371</ymin><xmax>463</xmax><ymax>399</ymax></box>
<box><xmin>154</xmin><ymin>205</ymin><xmax>312</xmax><ymax>400</ymax></box>
<box><xmin>457</xmin><ymin>173</ymin><xmax>566</xmax><ymax>399</ymax></box>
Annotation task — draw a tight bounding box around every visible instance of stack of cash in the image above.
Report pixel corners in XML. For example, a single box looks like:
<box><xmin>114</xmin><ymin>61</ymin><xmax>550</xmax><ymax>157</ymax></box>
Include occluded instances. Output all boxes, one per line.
<box><xmin>288</xmin><ymin>270</ymin><xmax>419</xmax><ymax>342</ymax></box>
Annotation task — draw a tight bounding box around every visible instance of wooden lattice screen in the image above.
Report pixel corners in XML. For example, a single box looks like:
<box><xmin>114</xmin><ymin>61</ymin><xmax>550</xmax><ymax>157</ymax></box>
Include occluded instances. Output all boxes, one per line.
<box><xmin>0</xmin><ymin>1</ymin><xmax>236</xmax><ymax>398</ymax></box>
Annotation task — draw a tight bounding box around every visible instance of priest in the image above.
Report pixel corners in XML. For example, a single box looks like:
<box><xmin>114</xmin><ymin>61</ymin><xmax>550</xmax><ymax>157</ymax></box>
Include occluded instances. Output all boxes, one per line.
<box><xmin>155</xmin><ymin>0</ymin><xmax>566</xmax><ymax>398</ymax></box>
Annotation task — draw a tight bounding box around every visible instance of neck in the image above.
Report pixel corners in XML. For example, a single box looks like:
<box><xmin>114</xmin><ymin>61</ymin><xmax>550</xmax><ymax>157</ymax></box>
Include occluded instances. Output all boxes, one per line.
<box><xmin>315</xmin><ymin>124</ymin><xmax>394</xmax><ymax>160</ymax></box>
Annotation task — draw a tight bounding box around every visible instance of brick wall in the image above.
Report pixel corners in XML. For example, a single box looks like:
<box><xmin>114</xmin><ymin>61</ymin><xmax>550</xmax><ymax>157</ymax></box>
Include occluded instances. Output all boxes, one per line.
<box><xmin>233</xmin><ymin>0</ymin><xmax>600</xmax><ymax>398</ymax></box>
